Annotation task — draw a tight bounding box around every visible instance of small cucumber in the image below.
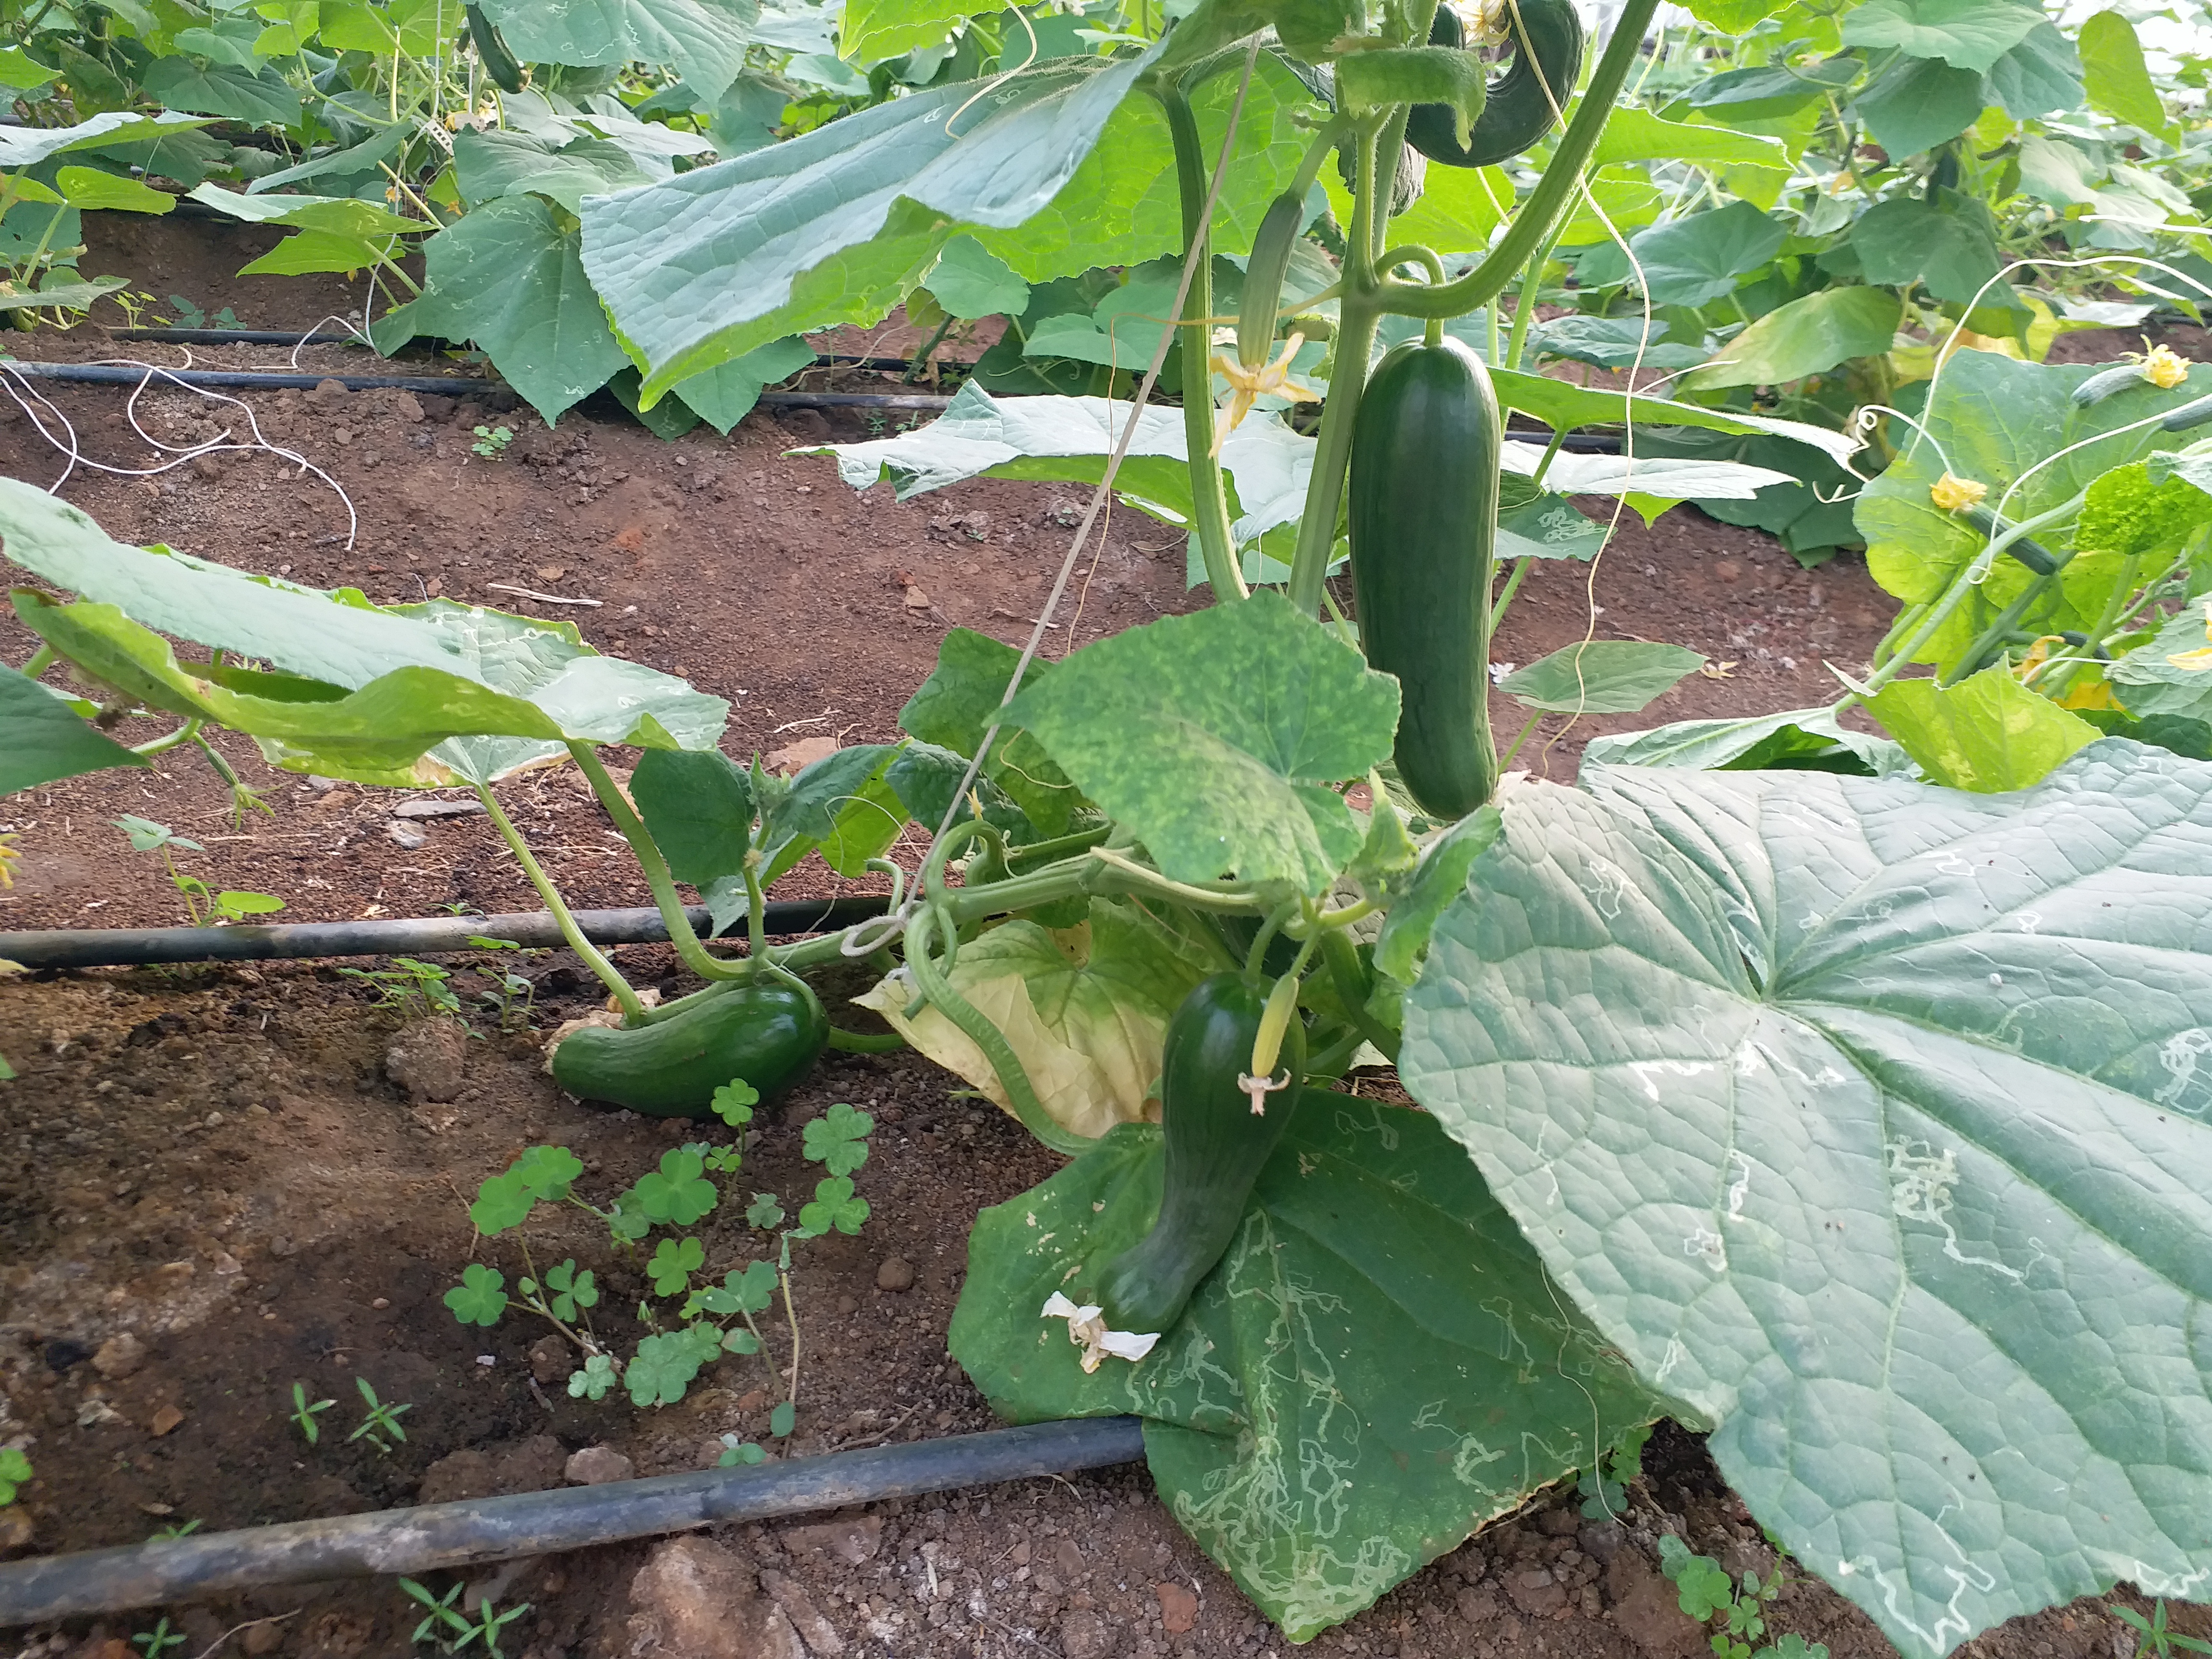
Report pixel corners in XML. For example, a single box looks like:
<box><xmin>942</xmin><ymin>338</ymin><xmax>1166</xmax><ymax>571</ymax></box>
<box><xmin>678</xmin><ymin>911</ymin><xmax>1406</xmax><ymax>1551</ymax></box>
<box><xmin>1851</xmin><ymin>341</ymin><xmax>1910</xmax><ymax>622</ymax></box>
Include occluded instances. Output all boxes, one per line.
<box><xmin>1407</xmin><ymin>0</ymin><xmax>1586</xmax><ymax>170</ymax></box>
<box><xmin>2072</xmin><ymin>363</ymin><xmax>2148</xmax><ymax>408</ymax></box>
<box><xmin>1961</xmin><ymin>505</ymin><xmax>2060</xmax><ymax>576</ymax></box>
<box><xmin>1236</xmin><ymin>189</ymin><xmax>1309</xmax><ymax>370</ymax></box>
<box><xmin>2163</xmin><ymin>392</ymin><xmax>2212</xmax><ymax>433</ymax></box>
<box><xmin>1094</xmin><ymin>974</ymin><xmax>1304</xmax><ymax>1336</ymax></box>
<box><xmin>551</xmin><ymin>978</ymin><xmax>828</xmax><ymax>1119</ymax></box>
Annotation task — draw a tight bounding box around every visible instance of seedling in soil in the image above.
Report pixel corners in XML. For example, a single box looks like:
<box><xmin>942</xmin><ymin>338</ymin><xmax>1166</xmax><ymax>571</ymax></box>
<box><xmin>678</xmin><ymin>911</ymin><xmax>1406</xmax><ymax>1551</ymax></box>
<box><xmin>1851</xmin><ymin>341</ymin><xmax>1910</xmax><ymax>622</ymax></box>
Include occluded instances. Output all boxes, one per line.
<box><xmin>113</xmin><ymin>816</ymin><xmax>283</xmax><ymax>926</ymax></box>
<box><xmin>130</xmin><ymin>1619</ymin><xmax>184</xmax><ymax>1657</ymax></box>
<box><xmin>167</xmin><ymin>296</ymin><xmax>241</xmax><ymax>331</ymax></box>
<box><xmin>1659</xmin><ymin>1535</ymin><xmax>1824</xmax><ymax>1659</ymax></box>
<box><xmin>467</xmin><ymin>937</ymin><xmax>542</xmax><ymax>1031</ymax></box>
<box><xmin>0</xmin><ymin>1446</ymin><xmax>29</xmax><ymax>1503</ymax></box>
<box><xmin>149</xmin><ymin>1517</ymin><xmax>202</xmax><ymax>1540</ymax></box>
<box><xmin>471</xmin><ymin>424</ymin><xmax>515</xmax><ymax>459</ymax></box>
<box><xmin>288</xmin><ymin>1382</ymin><xmax>335</xmax><ymax>1444</ymax></box>
<box><xmin>346</xmin><ymin>1376</ymin><xmax>413</xmax><ymax>1453</ymax></box>
<box><xmin>1577</xmin><ymin>1422</ymin><xmax>1651</xmax><ymax>1520</ymax></box>
<box><xmin>2116</xmin><ymin>1601</ymin><xmax>2212</xmax><ymax>1658</ymax></box>
<box><xmin>448</xmin><ymin>1081</ymin><xmax>872</xmax><ymax>1439</ymax></box>
<box><xmin>338</xmin><ymin>956</ymin><xmax>463</xmax><ymax>1020</ymax></box>
<box><xmin>400</xmin><ymin>1578</ymin><xmax>527</xmax><ymax>1655</ymax></box>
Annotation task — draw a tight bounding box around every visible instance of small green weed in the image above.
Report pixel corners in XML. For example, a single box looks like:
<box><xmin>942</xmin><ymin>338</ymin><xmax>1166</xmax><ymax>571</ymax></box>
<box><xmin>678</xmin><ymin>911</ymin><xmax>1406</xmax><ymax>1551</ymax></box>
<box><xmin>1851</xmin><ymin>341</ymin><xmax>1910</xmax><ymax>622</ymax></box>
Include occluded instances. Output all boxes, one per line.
<box><xmin>445</xmin><ymin>1078</ymin><xmax>872</xmax><ymax>1450</ymax></box>
<box><xmin>2115</xmin><ymin>1601</ymin><xmax>2212</xmax><ymax>1658</ymax></box>
<box><xmin>1578</xmin><ymin>1422</ymin><xmax>1650</xmax><ymax>1520</ymax></box>
<box><xmin>289</xmin><ymin>1382</ymin><xmax>335</xmax><ymax>1444</ymax></box>
<box><xmin>168</xmin><ymin>295</ymin><xmax>242</xmax><ymax>330</ymax></box>
<box><xmin>471</xmin><ymin>424</ymin><xmax>515</xmax><ymax>459</ymax></box>
<box><xmin>149</xmin><ymin>1517</ymin><xmax>202</xmax><ymax>1540</ymax></box>
<box><xmin>1658</xmin><ymin>1534</ymin><xmax>1827</xmax><ymax>1659</ymax></box>
<box><xmin>401</xmin><ymin>1577</ymin><xmax>533</xmax><ymax>1657</ymax></box>
<box><xmin>338</xmin><ymin>956</ymin><xmax>463</xmax><ymax>1020</ymax></box>
<box><xmin>468</xmin><ymin>936</ymin><xmax>542</xmax><ymax>1031</ymax></box>
<box><xmin>346</xmin><ymin>1376</ymin><xmax>413</xmax><ymax>1453</ymax></box>
<box><xmin>131</xmin><ymin>1618</ymin><xmax>185</xmax><ymax>1656</ymax></box>
<box><xmin>0</xmin><ymin>1446</ymin><xmax>29</xmax><ymax>1503</ymax></box>
<box><xmin>114</xmin><ymin>816</ymin><xmax>284</xmax><ymax>926</ymax></box>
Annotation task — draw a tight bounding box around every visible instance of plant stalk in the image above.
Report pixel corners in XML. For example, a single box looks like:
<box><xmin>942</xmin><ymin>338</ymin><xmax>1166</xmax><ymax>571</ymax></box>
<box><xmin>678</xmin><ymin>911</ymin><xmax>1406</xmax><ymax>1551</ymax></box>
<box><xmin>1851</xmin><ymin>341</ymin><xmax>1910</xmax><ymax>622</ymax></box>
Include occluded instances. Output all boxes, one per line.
<box><xmin>1376</xmin><ymin>0</ymin><xmax>1662</xmax><ymax>321</ymax></box>
<box><xmin>476</xmin><ymin>780</ymin><xmax>645</xmax><ymax>1020</ymax></box>
<box><xmin>565</xmin><ymin>742</ymin><xmax>749</xmax><ymax>984</ymax></box>
<box><xmin>1161</xmin><ymin>81</ymin><xmax>1248</xmax><ymax>602</ymax></box>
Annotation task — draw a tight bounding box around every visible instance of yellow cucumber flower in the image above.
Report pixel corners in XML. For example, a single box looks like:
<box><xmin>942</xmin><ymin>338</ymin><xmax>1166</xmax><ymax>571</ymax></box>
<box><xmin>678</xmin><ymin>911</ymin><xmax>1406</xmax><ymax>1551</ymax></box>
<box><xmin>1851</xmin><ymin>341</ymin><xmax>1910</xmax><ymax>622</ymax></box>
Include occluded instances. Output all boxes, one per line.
<box><xmin>1211</xmin><ymin>333</ymin><xmax>1320</xmax><ymax>456</ymax></box>
<box><xmin>2143</xmin><ymin>343</ymin><xmax>2191</xmax><ymax>389</ymax></box>
<box><xmin>1930</xmin><ymin>473</ymin><xmax>1988</xmax><ymax>512</ymax></box>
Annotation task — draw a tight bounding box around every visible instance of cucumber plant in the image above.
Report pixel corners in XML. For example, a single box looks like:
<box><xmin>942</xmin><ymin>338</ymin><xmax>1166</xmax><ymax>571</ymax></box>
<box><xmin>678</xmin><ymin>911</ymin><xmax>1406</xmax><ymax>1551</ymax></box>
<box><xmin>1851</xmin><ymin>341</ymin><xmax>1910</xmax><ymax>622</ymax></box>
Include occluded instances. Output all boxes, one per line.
<box><xmin>5</xmin><ymin>0</ymin><xmax>2212</xmax><ymax>1652</ymax></box>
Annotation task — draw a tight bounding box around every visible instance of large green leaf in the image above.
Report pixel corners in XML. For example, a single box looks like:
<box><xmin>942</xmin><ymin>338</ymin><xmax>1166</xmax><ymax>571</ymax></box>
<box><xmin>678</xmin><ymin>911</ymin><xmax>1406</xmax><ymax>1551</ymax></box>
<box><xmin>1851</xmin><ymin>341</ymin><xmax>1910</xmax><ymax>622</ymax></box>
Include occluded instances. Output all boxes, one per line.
<box><xmin>855</xmin><ymin>897</ymin><xmax>1211</xmax><ymax>1137</ymax></box>
<box><xmin>1400</xmin><ymin>747</ymin><xmax>2212</xmax><ymax>1657</ymax></box>
<box><xmin>810</xmin><ymin>383</ymin><xmax>1316</xmax><ymax>550</ymax></box>
<box><xmin>1851</xmin><ymin>190</ymin><xmax>2003</xmax><ymax>305</ymax></box>
<box><xmin>1484</xmin><ymin>369</ymin><xmax>1860</xmax><ymax>464</ymax></box>
<box><xmin>399</xmin><ymin>195</ymin><xmax>630</xmax><ymax>423</ymax></box>
<box><xmin>2077</xmin><ymin>8</ymin><xmax>2169</xmax><ymax>137</ymax></box>
<box><xmin>1682</xmin><ymin>286</ymin><xmax>1903</xmax><ymax>391</ymax></box>
<box><xmin>1592</xmin><ymin>106</ymin><xmax>1789</xmax><ymax>169</ymax></box>
<box><xmin>1838</xmin><ymin>0</ymin><xmax>2043</xmax><ymax>72</ymax></box>
<box><xmin>10</xmin><ymin>592</ymin><xmax>563</xmax><ymax>785</ymax></box>
<box><xmin>0</xmin><ymin>111</ymin><xmax>211</xmax><ymax>168</ymax></box>
<box><xmin>1851</xmin><ymin>56</ymin><xmax>1988</xmax><ymax>159</ymax></box>
<box><xmin>0</xmin><ymin>662</ymin><xmax>151</xmax><ymax>794</ymax></box>
<box><xmin>0</xmin><ymin>482</ymin><xmax>724</xmax><ymax>779</ymax></box>
<box><xmin>1853</xmin><ymin>353</ymin><xmax>2212</xmax><ymax>663</ymax></box>
<box><xmin>839</xmin><ymin>0</ymin><xmax>997</xmax><ymax>61</ymax></box>
<box><xmin>1866</xmin><ymin>667</ymin><xmax>2099</xmax><ymax>790</ymax></box>
<box><xmin>632</xmin><ymin>747</ymin><xmax>753</xmax><ymax>885</ymax></box>
<box><xmin>473</xmin><ymin>0</ymin><xmax>761</xmax><ymax>99</ymax></box>
<box><xmin>898</xmin><ymin>627</ymin><xmax>1084</xmax><ymax>834</ymax></box>
<box><xmin>452</xmin><ymin>129</ymin><xmax>656</xmax><ymax>215</ymax></box>
<box><xmin>1498</xmin><ymin>641</ymin><xmax>1707</xmax><ymax>715</ymax></box>
<box><xmin>2110</xmin><ymin>601</ymin><xmax>2212</xmax><ymax>723</ymax></box>
<box><xmin>582</xmin><ymin>52</ymin><xmax>1311</xmax><ymax>400</ymax></box>
<box><xmin>1002</xmin><ymin>591</ymin><xmax>1398</xmax><ymax>893</ymax></box>
<box><xmin>1581</xmin><ymin>706</ymin><xmax>1912</xmax><ymax>775</ymax></box>
<box><xmin>950</xmin><ymin>1098</ymin><xmax>1669</xmax><ymax>1642</ymax></box>
<box><xmin>1628</xmin><ymin>201</ymin><xmax>1785</xmax><ymax>307</ymax></box>
<box><xmin>138</xmin><ymin>58</ymin><xmax>302</xmax><ymax>126</ymax></box>
<box><xmin>1987</xmin><ymin>22</ymin><xmax>2083</xmax><ymax>120</ymax></box>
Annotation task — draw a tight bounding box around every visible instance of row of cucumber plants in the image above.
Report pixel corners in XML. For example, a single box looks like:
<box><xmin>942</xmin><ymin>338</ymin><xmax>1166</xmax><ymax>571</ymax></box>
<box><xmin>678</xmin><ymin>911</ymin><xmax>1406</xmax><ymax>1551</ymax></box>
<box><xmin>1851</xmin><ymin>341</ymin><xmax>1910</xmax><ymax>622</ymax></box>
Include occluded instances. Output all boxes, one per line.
<box><xmin>6</xmin><ymin>0</ymin><xmax>2211</xmax><ymax>526</ymax></box>
<box><xmin>5</xmin><ymin>0</ymin><xmax>2210</xmax><ymax>1650</ymax></box>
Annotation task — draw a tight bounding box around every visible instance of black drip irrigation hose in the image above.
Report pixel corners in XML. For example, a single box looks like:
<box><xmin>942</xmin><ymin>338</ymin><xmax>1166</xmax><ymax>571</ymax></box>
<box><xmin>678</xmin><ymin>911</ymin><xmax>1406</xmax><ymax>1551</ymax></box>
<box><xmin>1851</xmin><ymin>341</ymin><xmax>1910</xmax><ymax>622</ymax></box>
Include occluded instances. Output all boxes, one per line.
<box><xmin>0</xmin><ymin>1417</ymin><xmax>1147</xmax><ymax>1624</ymax></box>
<box><xmin>0</xmin><ymin>895</ymin><xmax>891</xmax><ymax>971</ymax></box>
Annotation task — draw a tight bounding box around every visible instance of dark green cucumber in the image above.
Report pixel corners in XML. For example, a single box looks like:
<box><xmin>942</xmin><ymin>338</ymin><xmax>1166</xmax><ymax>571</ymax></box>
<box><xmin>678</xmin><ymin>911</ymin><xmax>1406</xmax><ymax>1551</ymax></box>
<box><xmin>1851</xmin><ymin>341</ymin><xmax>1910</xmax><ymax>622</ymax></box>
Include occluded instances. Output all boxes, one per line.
<box><xmin>1407</xmin><ymin>0</ymin><xmax>1586</xmax><ymax>169</ymax></box>
<box><xmin>2163</xmin><ymin>391</ymin><xmax>2212</xmax><ymax>432</ymax></box>
<box><xmin>551</xmin><ymin>978</ymin><xmax>827</xmax><ymax>1119</ymax></box>
<box><xmin>1094</xmin><ymin>974</ymin><xmax>1304</xmax><ymax>1335</ymax></box>
<box><xmin>1349</xmin><ymin>335</ymin><xmax>1502</xmax><ymax>820</ymax></box>
<box><xmin>1961</xmin><ymin>505</ymin><xmax>2061</xmax><ymax>576</ymax></box>
<box><xmin>466</xmin><ymin>4</ymin><xmax>525</xmax><ymax>93</ymax></box>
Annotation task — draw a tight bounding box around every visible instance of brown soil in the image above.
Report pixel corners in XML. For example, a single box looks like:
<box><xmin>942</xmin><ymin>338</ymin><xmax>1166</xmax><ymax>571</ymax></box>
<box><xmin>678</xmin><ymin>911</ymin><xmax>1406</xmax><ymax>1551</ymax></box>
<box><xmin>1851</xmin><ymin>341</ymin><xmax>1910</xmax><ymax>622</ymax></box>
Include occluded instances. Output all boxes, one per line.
<box><xmin>2</xmin><ymin>220</ymin><xmax>2196</xmax><ymax>1659</ymax></box>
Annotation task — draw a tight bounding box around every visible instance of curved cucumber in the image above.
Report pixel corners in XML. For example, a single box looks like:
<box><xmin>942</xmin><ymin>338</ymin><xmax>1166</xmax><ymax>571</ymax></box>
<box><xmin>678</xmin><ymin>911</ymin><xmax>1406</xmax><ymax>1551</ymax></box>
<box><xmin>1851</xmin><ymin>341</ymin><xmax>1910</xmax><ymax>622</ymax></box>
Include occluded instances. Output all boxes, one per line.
<box><xmin>1094</xmin><ymin>974</ymin><xmax>1304</xmax><ymax>1336</ymax></box>
<box><xmin>2162</xmin><ymin>391</ymin><xmax>2212</xmax><ymax>432</ymax></box>
<box><xmin>1407</xmin><ymin>0</ymin><xmax>1586</xmax><ymax>169</ymax></box>
<box><xmin>551</xmin><ymin>978</ymin><xmax>828</xmax><ymax>1119</ymax></box>
<box><xmin>1349</xmin><ymin>335</ymin><xmax>1502</xmax><ymax>820</ymax></box>
<box><xmin>1961</xmin><ymin>505</ymin><xmax>2060</xmax><ymax>577</ymax></box>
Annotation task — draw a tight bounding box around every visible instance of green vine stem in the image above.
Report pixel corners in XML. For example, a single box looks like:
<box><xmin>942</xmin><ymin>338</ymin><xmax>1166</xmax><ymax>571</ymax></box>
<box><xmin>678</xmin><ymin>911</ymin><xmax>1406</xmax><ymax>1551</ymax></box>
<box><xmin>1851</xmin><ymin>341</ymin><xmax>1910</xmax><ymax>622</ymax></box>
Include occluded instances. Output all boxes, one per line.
<box><xmin>476</xmin><ymin>778</ymin><xmax>646</xmax><ymax>1021</ymax></box>
<box><xmin>19</xmin><ymin>643</ymin><xmax>55</xmax><ymax>679</ymax></box>
<box><xmin>1502</xmin><ymin>217</ymin><xmax>1572</xmax><ymax>373</ymax></box>
<box><xmin>903</xmin><ymin>903</ymin><xmax>1094</xmax><ymax>1156</ymax></box>
<box><xmin>1846</xmin><ymin>491</ymin><xmax>2089</xmax><ymax>704</ymax></box>
<box><xmin>1161</xmin><ymin>78</ymin><xmax>1249</xmax><ymax>603</ymax></box>
<box><xmin>1318</xmin><ymin>927</ymin><xmax>1400</xmax><ymax>1062</ymax></box>
<box><xmin>2035</xmin><ymin>550</ymin><xmax>2142</xmax><ymax>699</ymax></box>
<box><xmin>565</xmin><ymin>741</ymin><xmax>750</xmax><ymax>985</ymax></box>
<box><xmin>1374</xmin><ymin>0</ymin><xmax>1663</xmax><ymax>323</ymax></box>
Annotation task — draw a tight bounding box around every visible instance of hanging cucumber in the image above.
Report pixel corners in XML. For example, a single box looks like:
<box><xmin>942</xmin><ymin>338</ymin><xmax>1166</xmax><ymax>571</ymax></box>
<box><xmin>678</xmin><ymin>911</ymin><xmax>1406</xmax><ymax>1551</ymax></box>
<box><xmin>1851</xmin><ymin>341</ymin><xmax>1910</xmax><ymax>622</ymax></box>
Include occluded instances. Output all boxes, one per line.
<box><xmin>465</xmin><ymin>5</ymin><xmax>525</xmax><ymax>94</ymax></box>
<box><xmin>1236</xmin><ymin>190</ymin><xmax>1309</xmax><ymax>369</ymax></box>
<box><xmin>1407</xmin><ymin>0</ymin><xmax>1586</xmax><ymax>169</ymax></box>
<box><xmin>1094</xmin><ymin>974</ymin><xmax>1304</xmax><ymax>1335</ymax></box>
<box><xmin>551</xmin><ymin>977</ymin><xmax>828</xmax><ymax>1119</ymax></box>
<box><xmin>1349</xmin><ymin>335</ymin><xmax>1502</xmax><ymax>820</ymax></box>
